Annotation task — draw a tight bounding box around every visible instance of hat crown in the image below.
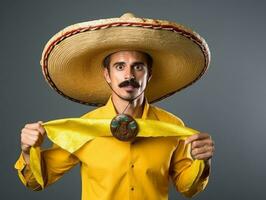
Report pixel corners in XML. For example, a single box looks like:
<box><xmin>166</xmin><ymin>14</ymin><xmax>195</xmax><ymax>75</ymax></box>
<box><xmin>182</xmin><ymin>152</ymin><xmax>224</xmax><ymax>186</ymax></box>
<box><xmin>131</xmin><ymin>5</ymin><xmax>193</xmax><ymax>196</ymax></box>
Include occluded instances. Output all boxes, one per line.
<box><xmin>120</xmin><ymin>12</ymin><xmax>136</xmax><ymax>19</ymax></box>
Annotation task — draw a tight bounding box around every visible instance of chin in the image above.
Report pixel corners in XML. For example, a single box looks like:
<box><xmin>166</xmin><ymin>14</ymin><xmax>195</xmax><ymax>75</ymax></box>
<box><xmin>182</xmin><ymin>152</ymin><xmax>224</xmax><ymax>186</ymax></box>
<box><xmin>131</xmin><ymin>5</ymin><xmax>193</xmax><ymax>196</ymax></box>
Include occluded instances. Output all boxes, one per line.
<box><xmin>120</xmin><ymin>92</ymin><xmax>138</xmax><ymax>101</ymax></box>
<box><xmin>122</xmin><ymin>95</ymin><xmax>136</xmax><ymax>101</ymax></box>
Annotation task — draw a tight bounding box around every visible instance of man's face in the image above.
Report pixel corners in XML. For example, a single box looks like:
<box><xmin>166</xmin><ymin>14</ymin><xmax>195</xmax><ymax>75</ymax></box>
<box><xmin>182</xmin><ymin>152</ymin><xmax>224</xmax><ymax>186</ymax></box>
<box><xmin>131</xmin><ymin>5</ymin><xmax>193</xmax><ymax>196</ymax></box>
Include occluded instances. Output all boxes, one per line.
<box><xmin>104</xmin><ymin>51</ymin><xmax>151</xmax><ymax>101</ymax></box>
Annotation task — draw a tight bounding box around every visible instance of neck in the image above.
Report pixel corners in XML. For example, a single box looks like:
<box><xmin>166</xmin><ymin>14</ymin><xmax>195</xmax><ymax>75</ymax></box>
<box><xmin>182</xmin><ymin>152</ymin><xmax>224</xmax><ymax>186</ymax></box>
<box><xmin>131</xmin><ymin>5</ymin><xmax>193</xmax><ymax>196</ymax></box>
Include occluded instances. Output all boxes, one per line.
<box><xmin>111</xmin><ymin>93</ymin><xmax>145</xmax><ymax>118</ymax></box>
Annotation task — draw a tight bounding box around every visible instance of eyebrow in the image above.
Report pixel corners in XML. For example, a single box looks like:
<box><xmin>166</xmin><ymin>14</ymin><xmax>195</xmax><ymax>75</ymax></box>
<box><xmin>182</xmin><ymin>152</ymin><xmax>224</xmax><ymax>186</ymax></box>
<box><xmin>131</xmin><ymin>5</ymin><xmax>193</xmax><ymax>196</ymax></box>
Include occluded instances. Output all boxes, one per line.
<box><xmin>113</xmin><ymin>61</ymin><xmax>126</xmax><ymax>67</ymax></box>
<box><xmin>112</xmin><ymin>61</ymin><xmax>146</xmax><ymax>67</ymax></box>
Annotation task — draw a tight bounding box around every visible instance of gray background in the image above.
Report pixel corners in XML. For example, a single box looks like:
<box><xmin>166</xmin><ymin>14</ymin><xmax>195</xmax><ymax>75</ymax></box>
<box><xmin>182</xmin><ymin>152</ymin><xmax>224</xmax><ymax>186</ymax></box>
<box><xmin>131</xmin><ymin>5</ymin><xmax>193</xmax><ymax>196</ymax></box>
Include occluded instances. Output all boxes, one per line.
<box><xmin>1</xmin><ymin>0</ymin><xmax>265</xmax><ymax>199</ymax></box>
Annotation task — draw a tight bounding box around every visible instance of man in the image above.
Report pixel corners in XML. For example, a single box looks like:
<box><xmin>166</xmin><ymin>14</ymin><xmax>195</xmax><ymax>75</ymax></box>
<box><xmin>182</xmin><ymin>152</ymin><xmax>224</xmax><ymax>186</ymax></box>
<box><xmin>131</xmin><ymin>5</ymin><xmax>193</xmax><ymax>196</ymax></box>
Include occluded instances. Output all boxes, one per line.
<box><xmin>15</xmin><ymin>13</ymin><xmax>214</xmax><ymax>200</ymax></box>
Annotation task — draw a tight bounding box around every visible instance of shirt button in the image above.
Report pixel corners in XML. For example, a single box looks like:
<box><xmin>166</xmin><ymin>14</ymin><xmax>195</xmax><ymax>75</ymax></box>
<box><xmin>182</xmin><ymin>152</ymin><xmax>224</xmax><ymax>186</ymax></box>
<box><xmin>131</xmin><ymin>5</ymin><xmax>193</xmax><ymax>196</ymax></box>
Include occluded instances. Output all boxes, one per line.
<box><xmin>131</xmin><ymin>187</ymin><xmax>134</xmax><ymax>191</ymax></box>
<box><xmin>131</xmin><ymin>164</ymin><xmax>134</xmax><ymax>168</ymax></box>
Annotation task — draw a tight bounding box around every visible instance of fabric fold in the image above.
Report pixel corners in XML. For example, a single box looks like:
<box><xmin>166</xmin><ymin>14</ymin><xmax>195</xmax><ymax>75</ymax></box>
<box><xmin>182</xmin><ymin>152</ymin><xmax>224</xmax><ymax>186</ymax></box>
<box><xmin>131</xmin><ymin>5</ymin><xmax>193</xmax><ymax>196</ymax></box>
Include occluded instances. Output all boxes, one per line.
<box><xmin>30</xmin><ymin>147</ymin><xmax>44</xmax><ymax>188</ymax></box>
<box><xmin>180</xmin><ymin>159</ymin><xmax>205</xmax><ymax>193</ymax></box>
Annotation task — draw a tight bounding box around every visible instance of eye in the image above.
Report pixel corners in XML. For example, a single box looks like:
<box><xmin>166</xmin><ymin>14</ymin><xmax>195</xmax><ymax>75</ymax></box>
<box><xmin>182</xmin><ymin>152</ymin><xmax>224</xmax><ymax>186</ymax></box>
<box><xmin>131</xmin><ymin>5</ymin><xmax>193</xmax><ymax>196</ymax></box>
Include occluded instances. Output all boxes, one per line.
<box><xmin>115</xmin><ymin>64</ymin><xmax>125</xmax><ymax>71</ymax></box>
<box><xmin>134</xmin><ymin>65</ymin><xmax>144</xmax><ymax>71</ymax></box>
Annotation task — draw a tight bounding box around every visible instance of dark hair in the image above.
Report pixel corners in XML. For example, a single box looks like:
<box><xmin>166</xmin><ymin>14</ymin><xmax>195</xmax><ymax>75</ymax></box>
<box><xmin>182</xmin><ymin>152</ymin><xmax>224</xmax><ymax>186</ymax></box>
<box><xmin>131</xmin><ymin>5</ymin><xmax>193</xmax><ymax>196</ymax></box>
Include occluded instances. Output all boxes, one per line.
<box><xmin>103</xmin><ymin>51</ymin><xmax>153</xmax><ymax>76</ymax></box>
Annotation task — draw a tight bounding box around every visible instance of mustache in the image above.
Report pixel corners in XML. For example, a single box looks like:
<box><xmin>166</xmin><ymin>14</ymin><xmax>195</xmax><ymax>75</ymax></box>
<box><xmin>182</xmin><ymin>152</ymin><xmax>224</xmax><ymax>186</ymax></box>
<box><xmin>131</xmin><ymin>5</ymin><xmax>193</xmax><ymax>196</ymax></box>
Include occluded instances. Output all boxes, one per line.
<box><xmin>118</xmin><ymin>79</ymin><xmax>140</xmax><ymax>88</ymax></box>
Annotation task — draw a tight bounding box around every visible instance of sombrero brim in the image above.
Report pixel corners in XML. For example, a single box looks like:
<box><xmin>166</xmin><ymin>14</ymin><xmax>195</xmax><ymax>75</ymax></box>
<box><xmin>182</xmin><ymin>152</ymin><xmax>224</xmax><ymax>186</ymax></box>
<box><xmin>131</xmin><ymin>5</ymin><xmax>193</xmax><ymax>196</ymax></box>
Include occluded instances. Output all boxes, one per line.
<box><xmin>41</xmin><ymin>13</ymin><xmax>210</xmax><ymax>106</ymax></box>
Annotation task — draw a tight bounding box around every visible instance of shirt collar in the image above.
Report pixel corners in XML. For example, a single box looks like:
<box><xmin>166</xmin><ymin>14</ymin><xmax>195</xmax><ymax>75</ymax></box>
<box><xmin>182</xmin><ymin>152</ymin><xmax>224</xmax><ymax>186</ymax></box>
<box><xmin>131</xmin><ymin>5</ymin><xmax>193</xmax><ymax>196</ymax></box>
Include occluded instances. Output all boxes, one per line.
<box><xmin>104</xmin><ymin>96</ymin><xmax>150</xmax><ymax>120</ymax></box>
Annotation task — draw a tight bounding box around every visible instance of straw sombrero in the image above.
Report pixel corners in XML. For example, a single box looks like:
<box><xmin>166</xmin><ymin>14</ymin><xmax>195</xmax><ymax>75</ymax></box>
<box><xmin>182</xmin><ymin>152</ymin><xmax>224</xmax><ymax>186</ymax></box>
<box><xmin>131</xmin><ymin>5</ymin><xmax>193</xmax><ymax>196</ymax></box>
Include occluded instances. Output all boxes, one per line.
<box><xmin>41</xmin><ymin>13</ymin><xmax>210</xmax><ymax>106</ymax></box>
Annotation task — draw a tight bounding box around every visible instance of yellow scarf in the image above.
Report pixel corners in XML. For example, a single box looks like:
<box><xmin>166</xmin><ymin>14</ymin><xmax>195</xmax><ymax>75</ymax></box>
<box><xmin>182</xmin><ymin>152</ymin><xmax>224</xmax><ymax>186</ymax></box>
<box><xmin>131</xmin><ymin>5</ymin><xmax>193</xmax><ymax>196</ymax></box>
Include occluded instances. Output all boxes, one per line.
<box><xmin>30</xmin><ymin>118</ymin><xmax>202</xmax><ymax>188</ymax></box>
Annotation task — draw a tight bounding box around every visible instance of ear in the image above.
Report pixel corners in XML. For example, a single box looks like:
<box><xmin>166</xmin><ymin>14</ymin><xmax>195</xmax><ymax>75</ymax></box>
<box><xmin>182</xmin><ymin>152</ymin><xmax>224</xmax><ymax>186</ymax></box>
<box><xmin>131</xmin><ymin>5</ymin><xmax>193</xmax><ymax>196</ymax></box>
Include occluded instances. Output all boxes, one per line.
<box><xmin>147</xmin><ymin>67</ymin><xmax>152</xmax><ymax>82</ymax></box>
<box><xmin>148</xmin><ymin>74</ymin><xmax>152</xmax><ymax>83</ymax></box>
<box><xmin>103</xmin><ymin>67</ymin><xmax>111</xmax><ymax>84</ymax></box>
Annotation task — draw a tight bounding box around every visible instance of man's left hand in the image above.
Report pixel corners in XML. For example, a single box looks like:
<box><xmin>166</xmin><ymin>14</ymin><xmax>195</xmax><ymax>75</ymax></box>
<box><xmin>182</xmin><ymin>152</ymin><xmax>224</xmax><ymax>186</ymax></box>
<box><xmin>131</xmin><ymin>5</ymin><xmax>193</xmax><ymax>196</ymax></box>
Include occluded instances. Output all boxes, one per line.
<box><xmin>185</xmin><ymin>133</ymin><xmax>215</xmax><ymax>161</ymax></box>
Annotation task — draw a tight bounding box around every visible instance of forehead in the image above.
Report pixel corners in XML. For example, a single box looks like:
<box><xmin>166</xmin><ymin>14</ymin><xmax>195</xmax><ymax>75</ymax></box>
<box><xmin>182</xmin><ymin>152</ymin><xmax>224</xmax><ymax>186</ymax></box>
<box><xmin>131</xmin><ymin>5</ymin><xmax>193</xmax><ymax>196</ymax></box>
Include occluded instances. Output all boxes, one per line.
<box><xmin>109</xmin><ymin>50</ymin><xmax>148</xmax><ymax>64</ymax></box>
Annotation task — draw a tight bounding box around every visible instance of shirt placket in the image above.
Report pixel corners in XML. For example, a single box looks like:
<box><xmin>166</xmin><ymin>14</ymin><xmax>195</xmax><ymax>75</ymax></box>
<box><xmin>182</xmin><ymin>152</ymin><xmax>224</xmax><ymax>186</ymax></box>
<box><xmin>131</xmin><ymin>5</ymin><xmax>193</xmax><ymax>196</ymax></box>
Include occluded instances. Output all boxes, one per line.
<box><xmin>128</xmin><ymin>140</ymin><xmax>138</xmax><ymax>200</ymax></box>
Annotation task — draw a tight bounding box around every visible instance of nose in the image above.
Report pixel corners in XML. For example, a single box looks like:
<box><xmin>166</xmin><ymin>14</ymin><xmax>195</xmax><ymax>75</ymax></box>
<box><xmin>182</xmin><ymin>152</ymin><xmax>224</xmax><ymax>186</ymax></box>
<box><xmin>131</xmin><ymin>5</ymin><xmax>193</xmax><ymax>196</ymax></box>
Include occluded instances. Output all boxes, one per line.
<box><xmin>124</xmin><ymin>66</ymin><xmax>135</xmax><ymax>80</ymax></box>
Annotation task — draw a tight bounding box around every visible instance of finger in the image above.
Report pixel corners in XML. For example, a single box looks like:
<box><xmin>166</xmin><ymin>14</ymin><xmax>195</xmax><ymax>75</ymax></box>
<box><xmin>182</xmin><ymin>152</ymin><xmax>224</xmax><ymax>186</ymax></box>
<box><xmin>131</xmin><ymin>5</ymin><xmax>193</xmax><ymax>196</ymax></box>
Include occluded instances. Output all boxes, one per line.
<box><xmin>24</xmin><ymin>123</ymin><xmax>46</xmax><ymax>136</ymax></box>
<box><xmin>191</xmin><ymin>145</ymin><xmax>214</xmax><ymax>157</ymax></box>
<box><xmin>21</xmin><ymin>128</ymin><xmax>41</xmax><ymax>137</ymax></box>
<box><xmin>27</xmin><ymin>134</ymin><xmax>39</xmax><ymax>142</ymax></box>
<box><xmin>191</xmin><ymin>139</ymin><xmax>214</xmax><ymax>149</ymax></box>
<box><xmin>21</xmin><ymin>133</ymin><xmax>39</xmax><ymax>144</ymax></box>
<box><xmin>37</xmin><ymin>127</ymin><xmax>46</xmax><ymax>136</ymax></box>
<box><xmin>37</xmin><ymin>121</ymin><xmax>46</xmax><ymax>135</ymax></box>
<box><xmin>25</xmin><ymin>122</ymin><xmax>42</xmax><ymax>129</ymax></box>
<box><xmin>193</xmin><ymin>151</ymin><xmax>213</xmax><ymax>160</ymax></box>
<box><xmin>21</xmin><ymin>134</ymin><xmax>36</xmax><ymax>147</ymax></box>
<box><xmin>185</xmin><ymin>133</ymin><xmax>210</xmax><ymax>145</ymax></box>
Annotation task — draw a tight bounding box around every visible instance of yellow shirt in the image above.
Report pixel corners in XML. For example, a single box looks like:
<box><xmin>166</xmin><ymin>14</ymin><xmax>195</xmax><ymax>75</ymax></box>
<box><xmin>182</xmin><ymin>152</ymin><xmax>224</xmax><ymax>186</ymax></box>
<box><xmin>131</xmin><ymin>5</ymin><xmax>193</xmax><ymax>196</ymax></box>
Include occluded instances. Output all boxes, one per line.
<box><xmin>14</xmin><ymin>98</ymin><xmax>209</xmax><ymax>200</ymax></box>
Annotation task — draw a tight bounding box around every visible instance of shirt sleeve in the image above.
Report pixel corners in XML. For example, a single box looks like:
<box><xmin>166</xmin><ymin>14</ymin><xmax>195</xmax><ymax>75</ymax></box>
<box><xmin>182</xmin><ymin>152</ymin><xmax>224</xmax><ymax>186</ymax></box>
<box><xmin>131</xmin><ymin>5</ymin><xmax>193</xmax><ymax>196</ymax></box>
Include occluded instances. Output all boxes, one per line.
<box><xmin>14</xmin><ymin>144</ymin><xmax>79</xmax><ymax>190</ymax></box>
<box><xmin>169</xmin><ymin>139</ymin><xmax>210</xmax><ymax>198</ymax></box>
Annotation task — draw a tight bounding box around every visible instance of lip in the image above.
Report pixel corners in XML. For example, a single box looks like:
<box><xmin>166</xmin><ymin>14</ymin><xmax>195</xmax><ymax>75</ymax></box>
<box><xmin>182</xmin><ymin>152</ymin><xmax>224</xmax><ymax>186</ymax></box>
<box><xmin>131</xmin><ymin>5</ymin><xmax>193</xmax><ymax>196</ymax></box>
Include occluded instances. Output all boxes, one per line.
<box><xmin>123</xmin><ymin>85</ymin><xmax>136</xmax><ymax>92</ymax></box>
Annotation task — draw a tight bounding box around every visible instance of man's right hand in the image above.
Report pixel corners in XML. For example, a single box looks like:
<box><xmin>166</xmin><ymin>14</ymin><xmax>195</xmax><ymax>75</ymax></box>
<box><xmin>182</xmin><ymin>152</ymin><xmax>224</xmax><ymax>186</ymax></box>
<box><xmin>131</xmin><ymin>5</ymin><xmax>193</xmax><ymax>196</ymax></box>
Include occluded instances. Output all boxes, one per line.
<box><xmin>20</xmin><ymin>121</ymin><xmax>46</xmax><ymax>164</ymax></box>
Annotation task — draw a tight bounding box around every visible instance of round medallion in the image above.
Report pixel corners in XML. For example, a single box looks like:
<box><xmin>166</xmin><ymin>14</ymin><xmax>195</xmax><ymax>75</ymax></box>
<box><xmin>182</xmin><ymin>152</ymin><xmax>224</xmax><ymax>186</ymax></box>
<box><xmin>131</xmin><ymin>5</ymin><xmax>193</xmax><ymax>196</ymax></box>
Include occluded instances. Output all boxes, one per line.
<box><xmin>110</xmin><ymin>114</ymin><xmax>139</xmax><ymax>141</ymax></box>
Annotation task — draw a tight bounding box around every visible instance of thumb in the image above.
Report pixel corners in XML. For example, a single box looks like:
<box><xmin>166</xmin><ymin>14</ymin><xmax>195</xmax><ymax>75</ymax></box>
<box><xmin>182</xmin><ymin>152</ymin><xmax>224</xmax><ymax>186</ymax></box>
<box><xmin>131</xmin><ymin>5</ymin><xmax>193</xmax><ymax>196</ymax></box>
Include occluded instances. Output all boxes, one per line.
<box><xmin>37</xmin><ymin>121</ymin><xmax>46</xmax><ymax>136</ymax></box>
